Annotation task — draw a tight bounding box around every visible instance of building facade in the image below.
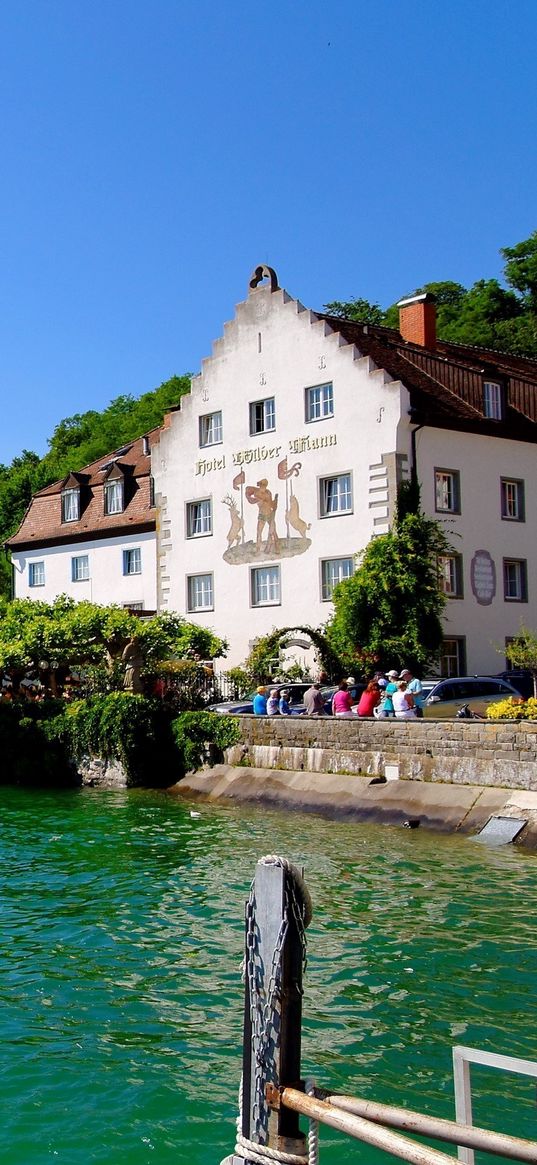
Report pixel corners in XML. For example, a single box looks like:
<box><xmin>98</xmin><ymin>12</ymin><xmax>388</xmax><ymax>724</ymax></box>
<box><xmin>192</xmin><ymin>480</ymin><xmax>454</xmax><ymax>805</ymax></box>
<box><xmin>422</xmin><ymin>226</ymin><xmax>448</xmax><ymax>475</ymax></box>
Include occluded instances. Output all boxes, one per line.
<box><xmin>152</xmin><ymin>267</ymin><xmax>537</xmax><ymax>673</ymax></box>
<box><xmin>7</xmin><ymin>265</ymin><xmax>537</xmax><ymax>677</ymax></box>
<box><xmin>7</xmin><ymin>435</ymin><xmax>157</xmax><ymax>611</ymax></box>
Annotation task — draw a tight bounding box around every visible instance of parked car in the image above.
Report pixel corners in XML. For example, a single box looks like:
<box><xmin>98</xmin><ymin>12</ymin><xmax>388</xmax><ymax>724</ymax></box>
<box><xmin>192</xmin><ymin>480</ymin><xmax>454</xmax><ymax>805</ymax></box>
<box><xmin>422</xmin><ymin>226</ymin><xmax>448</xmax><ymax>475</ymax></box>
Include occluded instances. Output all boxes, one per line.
<box><xmin>422</xmin><ymin>676</ymin><xmax>521</xmax><ymax>718</ymax></box>
<box><xmin>492</xmin><ymin>670</ymin><xmax>534</xmax><ymax>701</ymax></box>
<box><xmin>208</xmin><ymin>682</ymin><xmax>312</xmax><ymax>715</ymax></box>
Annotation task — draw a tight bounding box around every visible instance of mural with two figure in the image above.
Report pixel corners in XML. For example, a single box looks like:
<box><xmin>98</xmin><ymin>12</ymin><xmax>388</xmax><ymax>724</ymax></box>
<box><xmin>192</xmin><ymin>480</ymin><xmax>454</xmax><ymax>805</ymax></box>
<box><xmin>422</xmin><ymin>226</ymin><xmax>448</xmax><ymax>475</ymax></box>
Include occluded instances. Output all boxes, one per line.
<box><xmin>222</xmin><ymin>457</ymin><xmax>311</xmax><ymax>564</ymax></box>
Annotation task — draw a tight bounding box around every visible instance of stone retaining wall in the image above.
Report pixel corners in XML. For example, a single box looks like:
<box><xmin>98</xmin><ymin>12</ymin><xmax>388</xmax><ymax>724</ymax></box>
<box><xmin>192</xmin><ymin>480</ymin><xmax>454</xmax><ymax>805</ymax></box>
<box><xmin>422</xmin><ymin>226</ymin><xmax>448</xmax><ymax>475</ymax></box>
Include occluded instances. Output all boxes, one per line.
<box><xmin>226</xmin><ymin>715</ymin><xmax>537</xmax><ymax>791</ymax></box>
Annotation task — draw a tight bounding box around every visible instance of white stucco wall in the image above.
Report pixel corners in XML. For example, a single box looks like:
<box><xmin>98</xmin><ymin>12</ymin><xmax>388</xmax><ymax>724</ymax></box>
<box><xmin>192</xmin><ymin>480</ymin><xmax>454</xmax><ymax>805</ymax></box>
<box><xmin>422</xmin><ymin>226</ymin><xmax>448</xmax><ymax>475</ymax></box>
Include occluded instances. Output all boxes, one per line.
<box><xmin>153</xmin><ymin>283</ymin><xmax>409</xmax><ymax>667</ymax></box>
<box><xmin>11</xmin><ymin>530</ymin><xmax>157</xmax><ymax>609</ymax></box>
<box><xmin>417</xmin><ymin>426</ymin><xmax>537</xmax><ymax>674</ymax></box>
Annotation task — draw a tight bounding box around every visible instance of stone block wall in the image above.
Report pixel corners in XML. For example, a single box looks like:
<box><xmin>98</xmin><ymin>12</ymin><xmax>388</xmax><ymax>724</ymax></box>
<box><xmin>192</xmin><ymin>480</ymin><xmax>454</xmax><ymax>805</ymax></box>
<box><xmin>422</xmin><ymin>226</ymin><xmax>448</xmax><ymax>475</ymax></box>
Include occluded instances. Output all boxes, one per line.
<box><xmin>226</xmin><ymin>716</ymin><xmax>537</xmax><ymax>791</ymax></box>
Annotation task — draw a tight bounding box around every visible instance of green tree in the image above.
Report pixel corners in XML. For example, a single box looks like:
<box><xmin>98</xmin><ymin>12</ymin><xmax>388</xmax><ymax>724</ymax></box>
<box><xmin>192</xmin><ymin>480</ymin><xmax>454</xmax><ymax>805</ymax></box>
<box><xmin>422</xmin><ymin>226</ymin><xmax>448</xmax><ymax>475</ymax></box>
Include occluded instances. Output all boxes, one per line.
<box><xmin>504</xmin><ymin>627</ymin><xmax>537</xmax><ymax>698</ymax></box>
<box><xmin>325</xmin><ymin>494</ymin><xmax>452</xmax><ymax>675</ymax></box>
<box><xmin>323</xmin><ymin>297</ymin><xmax>386</xmax><ymax>324</ymax></box>
<box><xmin>502</xmin><ymin>231</ymin><xmax>537</xmax><ymax>313</ymax></box>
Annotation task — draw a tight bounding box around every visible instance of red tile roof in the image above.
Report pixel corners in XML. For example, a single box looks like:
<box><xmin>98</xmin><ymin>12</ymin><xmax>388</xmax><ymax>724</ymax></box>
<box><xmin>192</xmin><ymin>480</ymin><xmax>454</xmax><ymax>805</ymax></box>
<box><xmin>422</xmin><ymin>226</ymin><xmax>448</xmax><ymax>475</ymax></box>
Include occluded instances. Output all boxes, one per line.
<box><xmin>7</xmin><ymin>433</ymin><xmax>157</xmax><ymax>550</ymax></box>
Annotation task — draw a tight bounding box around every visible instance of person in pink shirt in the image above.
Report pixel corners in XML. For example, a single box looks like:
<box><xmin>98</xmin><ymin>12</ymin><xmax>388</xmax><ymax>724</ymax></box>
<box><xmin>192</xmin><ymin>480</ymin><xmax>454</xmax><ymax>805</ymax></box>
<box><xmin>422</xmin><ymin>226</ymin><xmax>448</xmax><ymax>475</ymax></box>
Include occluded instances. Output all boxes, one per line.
<box><xmin>331</xmin><ymin>681</ymin><xmax>354</xmax><ymax>717</ymax></box>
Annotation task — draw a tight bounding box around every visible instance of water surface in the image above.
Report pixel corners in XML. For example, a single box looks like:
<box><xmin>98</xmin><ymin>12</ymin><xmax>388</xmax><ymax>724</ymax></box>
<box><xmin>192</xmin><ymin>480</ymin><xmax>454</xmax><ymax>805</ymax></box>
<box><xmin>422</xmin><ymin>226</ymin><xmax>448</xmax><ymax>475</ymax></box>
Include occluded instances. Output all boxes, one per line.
<box><xmin>0</xmin><ymin>787</ymin><xmax>536</xmax><ymax>1164</ymax></box>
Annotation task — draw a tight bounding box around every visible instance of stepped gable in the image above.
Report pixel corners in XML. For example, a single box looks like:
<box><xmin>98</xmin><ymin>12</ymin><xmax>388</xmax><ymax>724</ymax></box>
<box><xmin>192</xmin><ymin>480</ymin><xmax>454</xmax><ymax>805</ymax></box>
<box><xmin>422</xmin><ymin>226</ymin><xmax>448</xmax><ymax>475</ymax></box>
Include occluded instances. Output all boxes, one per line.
<box><xmin>6</xmin><ymin>431</ymin><xmax>159</xmax><ymax>551</ymax></box>
<box><xmin>319</xmin><ymin>313</ymin><xmax>537</xmax><ymax>438</ymax></box>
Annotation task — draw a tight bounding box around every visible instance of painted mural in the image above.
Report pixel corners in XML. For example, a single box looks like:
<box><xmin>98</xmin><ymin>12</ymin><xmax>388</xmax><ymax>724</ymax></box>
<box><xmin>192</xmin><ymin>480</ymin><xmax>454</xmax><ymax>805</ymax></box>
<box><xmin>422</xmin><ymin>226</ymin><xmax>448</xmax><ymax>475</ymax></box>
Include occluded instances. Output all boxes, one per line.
<box><xmin>222</xmin><ymin>457</ymin><xmax>311</xmax><ymax>564</ymax></box>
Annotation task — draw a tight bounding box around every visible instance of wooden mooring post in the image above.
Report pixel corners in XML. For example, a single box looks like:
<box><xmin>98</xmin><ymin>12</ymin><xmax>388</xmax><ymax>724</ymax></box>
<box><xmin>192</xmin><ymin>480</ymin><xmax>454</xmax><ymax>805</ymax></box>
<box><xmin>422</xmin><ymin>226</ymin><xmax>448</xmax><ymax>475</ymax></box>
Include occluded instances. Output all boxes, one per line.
<box><xmin>221</xmin><ymin>856</ymin><xmax>310</xmax><ymax>1165</ymax></box>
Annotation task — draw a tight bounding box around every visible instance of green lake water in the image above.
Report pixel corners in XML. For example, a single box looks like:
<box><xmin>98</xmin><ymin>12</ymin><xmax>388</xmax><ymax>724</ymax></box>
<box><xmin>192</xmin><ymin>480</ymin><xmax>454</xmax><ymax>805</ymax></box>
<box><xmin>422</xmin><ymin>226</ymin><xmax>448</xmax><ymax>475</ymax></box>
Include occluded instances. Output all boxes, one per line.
<box><xmin>1</xmin><ymin>786</ymin><xmax>536</xmax><ymax>1164</ymax></box>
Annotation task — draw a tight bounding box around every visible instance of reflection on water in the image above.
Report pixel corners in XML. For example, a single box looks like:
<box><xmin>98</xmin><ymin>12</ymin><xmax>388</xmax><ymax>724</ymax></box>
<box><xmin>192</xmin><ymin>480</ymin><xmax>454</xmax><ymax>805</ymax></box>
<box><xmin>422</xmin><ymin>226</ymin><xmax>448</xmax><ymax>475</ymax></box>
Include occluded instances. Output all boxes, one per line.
<box><xmin>0</xmin><ymin>786</ymin><xmax>536</xmax><ymax>1164</ymax></box>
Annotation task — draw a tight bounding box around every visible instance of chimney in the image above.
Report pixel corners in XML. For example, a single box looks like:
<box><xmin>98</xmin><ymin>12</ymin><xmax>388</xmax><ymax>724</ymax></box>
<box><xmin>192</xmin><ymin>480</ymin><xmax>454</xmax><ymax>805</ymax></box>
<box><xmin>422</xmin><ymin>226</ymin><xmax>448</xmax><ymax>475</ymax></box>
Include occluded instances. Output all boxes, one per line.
<box><xmin>397</xmin><ymin>292</ymin><xmax>436</xmax><ymax>349</ymax></box>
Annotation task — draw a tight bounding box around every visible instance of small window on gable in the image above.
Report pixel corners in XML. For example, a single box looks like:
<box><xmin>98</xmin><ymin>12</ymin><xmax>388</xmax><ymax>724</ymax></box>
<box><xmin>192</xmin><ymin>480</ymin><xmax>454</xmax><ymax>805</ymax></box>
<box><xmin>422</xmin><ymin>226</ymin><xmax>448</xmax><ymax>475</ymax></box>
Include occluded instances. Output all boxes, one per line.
<box><xmin>306</xmin><ymin>382</ymin><xmax>333</xmax><ymax>422</ymax></box>
<box><xmin>483</xmin><ymin>381</ymin><xmax>504</xmax><ymax>420</ymax></box>
<box><xmin>104</xmin><ymin>478</ymin><xmax>124</xmax><ymax>515</ymax></box>
<box><xmin>62</xmin><ymin>487</ymin><xmax>80</xmax><ymax>523</ymax></box>
<box><xmin>199</xmin><ymin>411</ymin><xmax>223</xmax><ymax>448</ymax></box>
<box><xmin>249</xmin><ymin>397</ymin><xmax>275</xmax><ymax>435</ymax></box>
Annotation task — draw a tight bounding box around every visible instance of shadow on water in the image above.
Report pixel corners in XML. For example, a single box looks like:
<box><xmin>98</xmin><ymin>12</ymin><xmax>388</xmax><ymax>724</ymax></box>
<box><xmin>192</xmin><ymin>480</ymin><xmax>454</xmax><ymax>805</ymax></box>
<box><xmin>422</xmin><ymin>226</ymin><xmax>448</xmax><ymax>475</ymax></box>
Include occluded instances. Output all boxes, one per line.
<box><xmin>0</xmin><ymin>785</ymin><xmax>535</xmax><ymax>1164</ymax></box>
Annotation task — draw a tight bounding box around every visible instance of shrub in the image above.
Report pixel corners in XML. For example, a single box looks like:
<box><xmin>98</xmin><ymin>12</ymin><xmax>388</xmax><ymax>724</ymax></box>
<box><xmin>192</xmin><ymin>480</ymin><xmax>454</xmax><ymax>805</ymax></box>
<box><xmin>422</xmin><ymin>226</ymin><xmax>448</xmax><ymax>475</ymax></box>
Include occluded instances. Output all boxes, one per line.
<box><xmin>63</xmin><ymin>692</ymin><xmax>177</xmax><ymax>786</ymax></box>
<box><xmin>171</xmin><ymin>712</ymin><xmax>241</xmax><ymax>776</ymax></box>
<box><xmin>486</xmin><ymin>697</ymin><xmax>537</xmax><ymax>720</ymax></box>
<box><xmin>0</xmin><ymin>700</ymin><xmax>77</xmax><ymax>786</ymax></box>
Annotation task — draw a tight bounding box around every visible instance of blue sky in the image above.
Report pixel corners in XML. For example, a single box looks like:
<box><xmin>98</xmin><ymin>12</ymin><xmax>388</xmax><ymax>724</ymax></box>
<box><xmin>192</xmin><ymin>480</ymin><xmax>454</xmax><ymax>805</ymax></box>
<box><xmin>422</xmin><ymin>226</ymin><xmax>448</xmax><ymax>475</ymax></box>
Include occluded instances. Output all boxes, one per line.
<box><xmin>1</xmin><ymin>0</ymin><xmax>536</xmax><ymax>463</ymax></box>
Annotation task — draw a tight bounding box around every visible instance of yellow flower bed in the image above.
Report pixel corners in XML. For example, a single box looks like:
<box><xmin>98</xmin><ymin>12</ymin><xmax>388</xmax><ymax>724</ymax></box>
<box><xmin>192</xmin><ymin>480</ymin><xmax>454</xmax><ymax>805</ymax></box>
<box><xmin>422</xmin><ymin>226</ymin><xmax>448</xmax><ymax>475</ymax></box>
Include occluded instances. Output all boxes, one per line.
<box><xmin>486</xmin><ymin>696</ymin><xmax>537</xmax><ymax>720</ymax></box>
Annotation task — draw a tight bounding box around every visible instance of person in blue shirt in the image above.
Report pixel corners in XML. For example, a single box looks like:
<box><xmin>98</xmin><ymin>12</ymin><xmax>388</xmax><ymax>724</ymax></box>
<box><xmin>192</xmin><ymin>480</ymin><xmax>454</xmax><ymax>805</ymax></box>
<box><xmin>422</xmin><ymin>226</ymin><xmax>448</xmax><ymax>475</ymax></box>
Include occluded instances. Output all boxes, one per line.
<box><xmin>278</xmin><ymin>689</ymin><xmax>292</xmax><ymax>715</ymax></box>
<box><xmin>399</xmin><ymin>668</ymin><xmax>424</xmax><ymax>717</ymax></box>
<box><xmin>253</xmin><ymin>686</ymin><xmax>267</xmax><ymax>715</ymax></box>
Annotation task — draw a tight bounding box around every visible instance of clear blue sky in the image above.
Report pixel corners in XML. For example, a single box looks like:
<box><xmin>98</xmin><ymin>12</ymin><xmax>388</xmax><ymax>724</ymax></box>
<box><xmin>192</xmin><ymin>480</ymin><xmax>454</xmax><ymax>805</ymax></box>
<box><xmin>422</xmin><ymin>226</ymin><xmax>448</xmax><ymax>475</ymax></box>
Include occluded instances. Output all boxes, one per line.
<box><xmin>1</xmin><ymin>0</ymin><xmax>536</xmax><ymax>463</ymax></box>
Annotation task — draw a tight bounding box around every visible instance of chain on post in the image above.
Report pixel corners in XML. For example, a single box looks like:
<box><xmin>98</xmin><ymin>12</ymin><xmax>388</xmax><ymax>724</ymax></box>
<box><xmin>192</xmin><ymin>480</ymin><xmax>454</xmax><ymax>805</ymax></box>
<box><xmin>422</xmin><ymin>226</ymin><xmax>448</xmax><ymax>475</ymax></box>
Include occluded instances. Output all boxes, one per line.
<box><xmin>236</xmin><ymin>856</ymin><xmax>314</xmax><ymax>1165</ymax></box>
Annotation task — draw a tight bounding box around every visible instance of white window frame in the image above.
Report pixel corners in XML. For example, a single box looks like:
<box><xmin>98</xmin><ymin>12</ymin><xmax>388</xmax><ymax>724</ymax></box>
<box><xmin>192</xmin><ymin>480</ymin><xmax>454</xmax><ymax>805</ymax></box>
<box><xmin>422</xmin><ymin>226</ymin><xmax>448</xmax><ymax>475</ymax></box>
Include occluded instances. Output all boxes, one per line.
<box><xmin>123</xmin><ymin>548</ymin><xmax>142</xmax><ymax>576</ymax></box>
<box><xmin>320</xmin><ymin>557</ymin><xmax>354</xmax><ymax>601</ymax></box>
<box><xmin>251</xmin><ymin>565</ymin><xmax>281</xmax><ymax>607</ymax></box>
<box><xmin>438</xmin><ymin>553</ymin><xmax>463</xmax><ymax>598</ymax></box>
<box><xmin>104</xmin><ymin>478</ymin><xmax>124</xmax><ymax>515</ymax></box>
<box><xmin>71</xmin><ymin>554</ymin><xmax>90</xmax><ymax>582</ymax></box>
<box><xmin>187</xmin><ymin>573</ymin><xmax>214</xmax><ymax>612</ymax></box>
<box><xmin>199</xmin><ymin>411</ymin><xmax>223</xmax><ymax>448</ymax></box>
<box><xmin>186</xmin><ymin>498</ymin><xmax>212</xmax><ymax>538</ymax></box>
<box><xmin>305</xmin><ymin>381</ymin><xmax>334</xmax><ymax>422</ymax></box>
<box><xmin>61</xmin><ymin>488</ymin><xmax>80</xmax><ymax>523</ymax></box>
<box><xmin>249</xmin><ymin>397</ymin><xmax>275</xmax><ymax>435</ymax></box>
<box><xmin>503</xmin><ymin>558</ymin><xmax>527</xmax><ymax>602</ymax></box>
<box><xmin>319</xmin><ymin>473</ymin><xmax>352</xmax><ymax>517</ymax></box>
<box><xmin>440</xmin><ymin>637</ymin><xmax>466</xmax><ymax>677</ymax></box>
<box><xmin>483</xmin><ymin>380</ymin><xmax>504</xmax><ymax>420</ymax></box>
<box><xmin>435</xmin><ymin>468</ymin><xmax>460</xmax><ymax>514</ymax></box>
<box><xmin>501</xmin><ymin>478</ymin><xmax>524</xmax><ymax>521</ymax></box>
<box><xmin>29</xmin><ymin>561</ymin><xmax>45</xmax><ymax>588</ymax></box>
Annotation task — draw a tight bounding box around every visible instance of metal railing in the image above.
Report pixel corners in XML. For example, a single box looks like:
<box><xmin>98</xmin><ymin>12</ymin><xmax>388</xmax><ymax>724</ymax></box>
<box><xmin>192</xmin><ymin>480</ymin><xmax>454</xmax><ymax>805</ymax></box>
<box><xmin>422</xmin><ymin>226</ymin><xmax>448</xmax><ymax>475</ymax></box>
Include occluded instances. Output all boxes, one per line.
<box><xmin>220</xmin><ymin>858</ymin><xmax>537</xmax><ymax>1165</ymax></box>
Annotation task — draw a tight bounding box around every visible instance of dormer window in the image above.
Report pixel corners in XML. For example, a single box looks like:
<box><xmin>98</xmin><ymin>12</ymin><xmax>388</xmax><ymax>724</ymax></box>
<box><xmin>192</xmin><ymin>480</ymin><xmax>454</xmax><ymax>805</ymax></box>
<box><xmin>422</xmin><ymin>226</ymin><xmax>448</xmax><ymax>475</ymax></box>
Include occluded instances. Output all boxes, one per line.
<box><xmin>61</xmin><ymin>487</ymin><xmax>80</xmax><ymax>523</ymax></box>
<box><xmin>483</xmin><ymin>381</ymin><xmax>504</xmax><ymax>420</ymax></box>
<box><xmin>104</xmin><ymin>478</ymin><xmax>124</xmax><ymax>515</ymax></box>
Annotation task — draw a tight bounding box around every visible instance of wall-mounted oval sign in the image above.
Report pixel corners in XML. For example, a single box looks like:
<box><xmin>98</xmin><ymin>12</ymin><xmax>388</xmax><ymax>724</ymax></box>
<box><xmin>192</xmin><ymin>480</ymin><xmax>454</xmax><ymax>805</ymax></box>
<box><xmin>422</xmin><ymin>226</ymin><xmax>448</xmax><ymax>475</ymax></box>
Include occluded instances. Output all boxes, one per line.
<box><xmin>470</xmin><ymin>549</ymin><xmax>496</xmax><ymax>605</ymax></box>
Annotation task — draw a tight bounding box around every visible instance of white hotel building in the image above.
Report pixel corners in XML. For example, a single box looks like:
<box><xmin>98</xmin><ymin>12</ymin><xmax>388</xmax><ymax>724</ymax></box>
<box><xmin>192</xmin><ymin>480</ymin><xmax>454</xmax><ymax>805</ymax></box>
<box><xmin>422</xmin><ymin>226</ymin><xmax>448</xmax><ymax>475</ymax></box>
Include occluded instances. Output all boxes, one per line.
<box><xmin>8</xmin><ymin>265</ymin><xmax>537</xmax><ymax>675</ymax></box>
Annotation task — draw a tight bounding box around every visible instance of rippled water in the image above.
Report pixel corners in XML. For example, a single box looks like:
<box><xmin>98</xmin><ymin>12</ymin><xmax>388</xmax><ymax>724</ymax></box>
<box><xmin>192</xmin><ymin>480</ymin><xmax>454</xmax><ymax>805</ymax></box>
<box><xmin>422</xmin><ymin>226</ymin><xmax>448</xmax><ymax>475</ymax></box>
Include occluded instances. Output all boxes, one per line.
<box><xmin>0</xmin><ymin>786</ymin><xmax>536</xmax><ymax>1164</ymax></box>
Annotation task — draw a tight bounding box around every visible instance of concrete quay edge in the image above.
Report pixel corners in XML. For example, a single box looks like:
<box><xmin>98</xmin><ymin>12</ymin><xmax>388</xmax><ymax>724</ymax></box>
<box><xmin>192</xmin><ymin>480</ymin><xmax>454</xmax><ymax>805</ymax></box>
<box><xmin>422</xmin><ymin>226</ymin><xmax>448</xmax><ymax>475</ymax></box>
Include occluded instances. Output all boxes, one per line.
<box><xmin>169</xmin><ymin>765</ymin><xmax>537</xmax><ymax>851</ymax></box>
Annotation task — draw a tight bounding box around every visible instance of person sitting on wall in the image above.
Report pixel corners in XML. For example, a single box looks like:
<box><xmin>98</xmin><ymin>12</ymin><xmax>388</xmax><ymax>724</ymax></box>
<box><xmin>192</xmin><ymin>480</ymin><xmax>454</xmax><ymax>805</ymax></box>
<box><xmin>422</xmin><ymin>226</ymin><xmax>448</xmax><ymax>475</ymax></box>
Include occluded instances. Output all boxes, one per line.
<box><xmin>399</xmin><ymin>668</ymin><xmax>424</xmax><ymax>717</ymax></box>
<box><xmin>377</xmin><ymin>669</ymin><xmax>399</xmax><ymax>718</ymax></box>
<box><xmin>357</xmin><ymin>681</ymin><xmax>382</xmax><ymax>717</ymax></box>
<box><xmin>278</xmin><ymin>689</ymin><xmax>293</xmax><ymax>715</ymax></box>
<box><xmin>267</xmin><ymin>689</ymin><xmax>280</xmax><ymax>715</ymax></box>
<box><xmin>331</xmin><ymin>681</ymin><xmax>354</xmax><ymax>718</ymax></box>
<box><xmin>253</xmin><ymin>686</ymin><xmax>267</xmax><ymax>715</ymax></box>
<box><xmin>304</xmin><ymin>682</ymin><xmax>325</xmax><ymax>716</ymax></box>
<box><xmin>392</xmin><ymin>680</ymin><xmax>417</xmax><ymax>719</ymax></box>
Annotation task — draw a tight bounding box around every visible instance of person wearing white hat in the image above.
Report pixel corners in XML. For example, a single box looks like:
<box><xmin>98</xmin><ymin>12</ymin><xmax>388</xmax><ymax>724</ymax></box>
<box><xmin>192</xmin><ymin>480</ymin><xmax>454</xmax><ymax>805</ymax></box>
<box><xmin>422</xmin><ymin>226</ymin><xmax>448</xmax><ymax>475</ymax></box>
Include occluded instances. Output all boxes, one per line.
<box><xmin>377</xmin><ymin>670</ymin><xmax>399</xmax><ymax>718</ymax></box>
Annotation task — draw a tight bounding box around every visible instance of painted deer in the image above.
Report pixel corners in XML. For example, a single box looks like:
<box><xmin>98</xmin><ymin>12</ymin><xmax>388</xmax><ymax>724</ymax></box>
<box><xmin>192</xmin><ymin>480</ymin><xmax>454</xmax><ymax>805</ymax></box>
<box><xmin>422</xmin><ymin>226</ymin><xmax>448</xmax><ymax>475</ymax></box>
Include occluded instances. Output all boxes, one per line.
<box><xmin>285</xmin><ymin>492</ymin><xmax>310</xmax><ymax>538</ymax></box>
<box><xmin>222</xmin><ymin>494</ymin><xmax>244</xmax><ymax>548</ymax></box>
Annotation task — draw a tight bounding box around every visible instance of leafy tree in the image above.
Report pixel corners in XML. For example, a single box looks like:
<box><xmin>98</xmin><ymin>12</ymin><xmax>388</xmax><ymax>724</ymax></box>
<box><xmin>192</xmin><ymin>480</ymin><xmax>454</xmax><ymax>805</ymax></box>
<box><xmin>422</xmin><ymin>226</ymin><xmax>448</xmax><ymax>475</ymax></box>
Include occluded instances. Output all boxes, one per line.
<box><xmin>325</xmin><ymin>492</ymin><xmax>452</xmax><ymax>675</ymax></box>
<box><xmin>0</xmin><ymin>597</ymin><xmax>226</xmax><ymax>691</ymax></box>
<box><xmin>504</xmin><ymin>627</ymin><xmax>537</xmax><ymax>697</ymax></box>
<box><xmin>502</xmin><ymin>231</ymin><xmax>537</xmax><ymax>313</ymax></box>
<box><xmin>323</xmin><ymin>297</ymin><xmax>385</xmax><ymax>325</ymax></box>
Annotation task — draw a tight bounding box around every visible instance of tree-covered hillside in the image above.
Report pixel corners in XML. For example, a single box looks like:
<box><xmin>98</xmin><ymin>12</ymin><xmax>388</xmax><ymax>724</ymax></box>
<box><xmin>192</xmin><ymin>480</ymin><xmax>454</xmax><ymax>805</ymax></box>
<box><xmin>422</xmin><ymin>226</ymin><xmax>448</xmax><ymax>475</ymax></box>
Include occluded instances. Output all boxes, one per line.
<box><xmin>0</xmin><ymin>375</ymin><xmax>190</xmax><ymax>597</ymax></box>
<box><xmin>325</xmin><ymin>231</ymin><xmax>537</xmax><ymax>357</ymax></box>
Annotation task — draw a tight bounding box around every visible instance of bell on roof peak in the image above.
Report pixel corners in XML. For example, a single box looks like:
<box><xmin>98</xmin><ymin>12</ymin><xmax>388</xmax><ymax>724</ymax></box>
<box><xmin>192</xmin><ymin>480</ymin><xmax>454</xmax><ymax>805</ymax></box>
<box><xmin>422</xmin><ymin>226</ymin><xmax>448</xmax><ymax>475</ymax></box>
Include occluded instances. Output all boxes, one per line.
<box><xmin>249</xmin><ymin>264</ymin><xmax>279</xmax><ymax>293</ymax></box>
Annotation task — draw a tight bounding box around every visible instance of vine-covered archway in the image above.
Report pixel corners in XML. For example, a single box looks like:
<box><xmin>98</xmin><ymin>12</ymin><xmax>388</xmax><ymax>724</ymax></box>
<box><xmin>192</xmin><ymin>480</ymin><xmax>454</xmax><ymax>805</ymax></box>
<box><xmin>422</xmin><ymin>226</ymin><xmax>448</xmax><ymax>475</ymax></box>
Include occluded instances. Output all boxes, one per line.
<box><xmin>245</xmin><ymin>625</ymin><xmax>343</xmax><ymax>684</ymax></box>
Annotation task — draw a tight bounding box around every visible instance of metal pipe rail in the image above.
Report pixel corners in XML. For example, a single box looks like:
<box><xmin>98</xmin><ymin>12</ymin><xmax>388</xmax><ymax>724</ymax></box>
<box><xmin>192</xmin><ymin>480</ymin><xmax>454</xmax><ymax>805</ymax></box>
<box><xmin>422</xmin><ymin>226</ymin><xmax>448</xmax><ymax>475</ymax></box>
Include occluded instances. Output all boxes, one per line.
<box><xmin>276</xmin><ymin>1087</ymin><xmax>537</xmax><ymax>1165</ymax></box>
<box><xmin>328</xmin><ymin>1094</ymin><xmax>537</xmax><ymax>1164</ymax></box>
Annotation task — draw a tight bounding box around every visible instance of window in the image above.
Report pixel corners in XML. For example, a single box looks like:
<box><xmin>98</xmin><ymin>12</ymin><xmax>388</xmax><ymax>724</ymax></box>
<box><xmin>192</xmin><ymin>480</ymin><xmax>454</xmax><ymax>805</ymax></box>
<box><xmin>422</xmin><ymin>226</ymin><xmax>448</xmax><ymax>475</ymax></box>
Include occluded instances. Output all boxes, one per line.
<box><xmin>71</xmin><ymin>555</ymin><xmax>89</xmax><ymax>582</ymax></box>
<box><xmin>438</xmin><ymin>553</ymin><xmax>463</xmax><ymax>598</ymax></box>
<box><xmin>434</xmin><ymin>469</ymin><xmax>460</xmax><ymax>514</ymax></box>
<box><xmin>187</xmin><ymin>573</ymin><xmax>214</xmax><ymax>611</ymax></box>
<box><xmin>251</xmin><ymin>565</ymin><xmax>281</xmax><ymax>607</ymax></box>
<box><xmin>104</xmin><ymin>479</ymin><xmax>124</xmax><ymax>515</ymax></box>
<box><xmin>249</xmin><ymin>397</ymin><xmax>275</xmax><ymax>435</ymax></box>
<box><xmin>321</xmin><ymin>557</ymin><xmax>354</xmax><ymax>601</ymax></box>
<box><xmin>484</xmin><ymin>381</ymin><xmax>504</xmax><ymax>420</ymax></box>
<box><xmin>199</xmin><ymin>410</ymin><xmax>223</xmax><ymax>448</ymax></box>
<box><xmin>305</xmin><ymin>382</ymin><xmax>334</xmax><ymax>422</ymax></box>
<box><xmin>123</xmin><ymin>602</ymin><xmax>144</xmax><ymax>611</ymax></box>
<box><xmin>61</xmin><ymin>488</ymin><xmax>80</xmax><ymax>523</ymax></box>
<box><xmin>440</xmin><ymin>637</ymin><xmax>466</xmax><ymax>678</ymax></box>
<box><xmin>186</xmin><ymin>499</ymin><xmax>212</xmax><ymax>538</ymax></box>
<box><xmin>501</xmin><ymin>478</ymin><xmax>525</xmax><ymax>521</ymax></box>
<box><xmin>29</xmin><ymin>561</ymin><xmax>45</xmax><ymax>587</ymax></box>
<box><xmin>503</xmin><ymin>558</ymin><xmax>527</xmax><ymax>602</ymax></box>
<box><xmin>123</xmin><ymin>548</ymin><xmax>141</xmax><ymax>576</ymax></box>
<box><xmin>320</xmin><ymin>473</ymin><xmax>352</xmax><ymax>517</ymax></box>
